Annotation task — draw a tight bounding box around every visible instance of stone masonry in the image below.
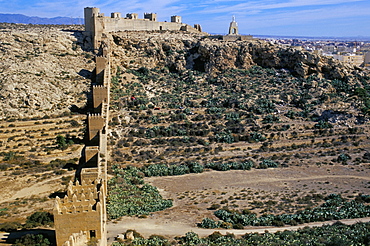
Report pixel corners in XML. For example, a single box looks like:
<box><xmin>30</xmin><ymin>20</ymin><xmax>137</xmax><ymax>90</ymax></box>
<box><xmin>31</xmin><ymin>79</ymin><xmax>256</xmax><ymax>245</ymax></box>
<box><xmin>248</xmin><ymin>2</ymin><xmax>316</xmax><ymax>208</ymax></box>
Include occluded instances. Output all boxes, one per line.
<box><xmin>54</xmin><ymin>6</ymin><xmax>205</xmax><ymax>245</ymax></box>
<box><xmin>83</xmin><ymin>7</ymin><xmax>203</xmax><ymax>50</ymax></box>
<box><xmin>53</xmin><ymin>21</ymin><xmax>111</xmax><ymax>245</ymax></box>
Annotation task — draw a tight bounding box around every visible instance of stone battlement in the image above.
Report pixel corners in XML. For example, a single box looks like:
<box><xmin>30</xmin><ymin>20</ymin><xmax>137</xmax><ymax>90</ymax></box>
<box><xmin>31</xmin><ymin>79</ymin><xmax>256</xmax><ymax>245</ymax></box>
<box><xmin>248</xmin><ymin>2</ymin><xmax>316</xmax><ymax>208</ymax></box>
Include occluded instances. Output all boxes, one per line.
<box><xmin>92</xmin><ymin>86</ymin><xmax>108</xmax><ymax>110</ymax></box>
<box><xmin>54</xmin><ymin>8</ymin><xmax>117</xmax><ymax>246</ymax></box>
<box><xmin>54</xmin><ymin>199</ymin><xmax>101</xmax><ymax>214</ymax></box>
<box><xmin>84</xmin><ymin>7</ymin><xmax>203</xmax><ymax>49</ymax></box>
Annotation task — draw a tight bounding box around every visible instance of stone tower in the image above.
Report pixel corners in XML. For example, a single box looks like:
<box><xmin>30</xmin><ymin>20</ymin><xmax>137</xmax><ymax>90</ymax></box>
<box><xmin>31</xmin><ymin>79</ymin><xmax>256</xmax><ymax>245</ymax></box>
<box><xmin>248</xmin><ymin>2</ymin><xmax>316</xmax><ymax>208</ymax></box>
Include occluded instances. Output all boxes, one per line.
<box><xmin>53</xmin><ymin>179</ymin><xmax>107</xmax><ymax>246</ymax></box>
<box><xmin>84</xmin><ymin>7</ymin><xmax>100</xmax><ymax>33</ymax></box>
<box><xmin>228</xmin><ymin>16</ymin><xmax>239</xmax><ymax>35</ymax></box>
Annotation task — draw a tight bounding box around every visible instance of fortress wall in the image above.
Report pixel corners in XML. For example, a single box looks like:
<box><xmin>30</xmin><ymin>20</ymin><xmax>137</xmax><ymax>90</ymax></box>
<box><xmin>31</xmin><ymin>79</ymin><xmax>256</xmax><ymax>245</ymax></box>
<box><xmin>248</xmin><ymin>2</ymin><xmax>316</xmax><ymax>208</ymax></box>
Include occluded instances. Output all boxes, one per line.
<box><xmin>87</xmin><ymin>7</ymin><xmax>203</xmax><ymax>49</ymax></box>
<box><xmin>95</xmin><ymin>56</ymin><xmax>107</xmax><ymax>84</ymax></box>
<box><xmin>54</xmin><ymin>204</ymin><xmax>103</xmax><ymax>246</ymax></box>
<box><xmin>84</xmin><ymin>146</ymin><xmax>99</xmax><ymax>163</ymax></box>
<box><xmin>92</xmin><ymin>86</ymin><xmax>108</xmax><ymax>109</ymax></box>
<box><xmin>55</xmin><ymin>9</ymin><xmax>113</xmax><ymax>246</ymax></box>
<box><xmin>55</xmin><ymin>179</ymin><xmax>106</xmax><ymax>246</ymax></box>
<box><xmin>87</xmin><ymin>114</ymin><xmax>105</xmax><ymax>141</ymax></box>
<box><xmin>62</xmin><ymin>231</ymin><xmax>88</xmax><ymax>246</ymax></box>
<box><xmin>96</xmin><ymin>17</ymin><xmax>186</xmax><ymax>33</ymax></box>
<box><xmin>80</xmin><ymin>168</ymin><xmax>99</xmax><ymax>183</ymax></box>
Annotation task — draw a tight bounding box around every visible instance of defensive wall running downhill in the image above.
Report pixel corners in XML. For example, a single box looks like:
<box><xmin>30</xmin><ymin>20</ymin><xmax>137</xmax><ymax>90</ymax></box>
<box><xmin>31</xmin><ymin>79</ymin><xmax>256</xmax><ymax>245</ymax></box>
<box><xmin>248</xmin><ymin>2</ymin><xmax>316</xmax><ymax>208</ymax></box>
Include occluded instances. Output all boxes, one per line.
<box><xmin>53</xmin><ymin>6</ymin><xmax>206</xmax><ymax>245</ymax></box>
<box><xmin>53</xmin><ymin>35</ymin><xmax>111</xmax><ymax>246</ymax></box>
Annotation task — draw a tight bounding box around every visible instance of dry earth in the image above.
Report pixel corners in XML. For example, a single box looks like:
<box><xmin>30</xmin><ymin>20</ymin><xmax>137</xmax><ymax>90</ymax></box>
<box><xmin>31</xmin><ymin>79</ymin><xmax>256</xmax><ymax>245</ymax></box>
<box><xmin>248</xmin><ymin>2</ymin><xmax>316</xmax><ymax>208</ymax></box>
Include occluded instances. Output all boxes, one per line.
<box><xmin>107</xmin><ymin>164</ymin><xmax>370</xmax><ymax>239</ymax></box>
<box><xmin>0</xmin><ymin>24</ymin><xmax>93</xmax><ymax>119</ymax></box>
<box><xmin>0</xmin><ymin>168</ymin><xmax>75</xmax><ymax>225</ymax></box>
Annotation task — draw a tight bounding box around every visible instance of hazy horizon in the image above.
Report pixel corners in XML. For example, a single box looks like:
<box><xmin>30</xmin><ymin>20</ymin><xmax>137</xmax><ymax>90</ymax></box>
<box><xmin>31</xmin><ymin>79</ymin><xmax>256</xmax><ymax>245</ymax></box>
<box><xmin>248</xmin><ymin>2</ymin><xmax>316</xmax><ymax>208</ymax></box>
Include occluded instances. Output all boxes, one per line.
<box><xmin>0</xmin><ymin>0</ymin><xmax>369</xmax><ymax>37</ymax></box>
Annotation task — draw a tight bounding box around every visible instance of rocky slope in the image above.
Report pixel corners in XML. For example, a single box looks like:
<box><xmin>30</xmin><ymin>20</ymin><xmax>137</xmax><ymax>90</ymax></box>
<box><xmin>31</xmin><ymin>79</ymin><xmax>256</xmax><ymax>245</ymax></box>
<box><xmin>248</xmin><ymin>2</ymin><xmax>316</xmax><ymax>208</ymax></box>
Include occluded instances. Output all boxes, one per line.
<box><xmin>1</xmin><ymin>27</ymin><xmax>367</xmax><ymax>120</ymax></box>
<box><xmin>110</xmin><ymin>31</ymin><xmax>365</xmax><ymax>80</ymax></box>
<box><xmin>0</xmin><ymin>23</ymin><xmax>94</xmax><ymax>119</ymax></box>
<box><xmin>105</xmin><ymin>31</ymin><xmax>370</xmax><ymax>169</ymax></box>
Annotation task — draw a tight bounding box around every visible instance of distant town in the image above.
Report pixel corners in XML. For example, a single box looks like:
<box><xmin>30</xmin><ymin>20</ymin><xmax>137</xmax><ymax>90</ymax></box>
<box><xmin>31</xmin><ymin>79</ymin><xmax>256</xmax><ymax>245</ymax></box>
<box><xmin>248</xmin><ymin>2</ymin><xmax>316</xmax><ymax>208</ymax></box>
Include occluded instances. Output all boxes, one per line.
<box><xmin>259</xmin><ymin>36</ymin><xmax>370</xmax><ymax>68</ymax></box>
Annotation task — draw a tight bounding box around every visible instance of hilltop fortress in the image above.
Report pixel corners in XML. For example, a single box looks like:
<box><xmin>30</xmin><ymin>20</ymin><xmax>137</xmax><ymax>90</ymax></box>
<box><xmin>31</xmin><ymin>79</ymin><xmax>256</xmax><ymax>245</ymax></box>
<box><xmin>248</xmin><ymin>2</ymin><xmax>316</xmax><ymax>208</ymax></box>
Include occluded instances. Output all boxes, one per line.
<box><xmin>84</xmin><ymin>7</ymin><xmax>203</xmax><ymax>50</ymax></box>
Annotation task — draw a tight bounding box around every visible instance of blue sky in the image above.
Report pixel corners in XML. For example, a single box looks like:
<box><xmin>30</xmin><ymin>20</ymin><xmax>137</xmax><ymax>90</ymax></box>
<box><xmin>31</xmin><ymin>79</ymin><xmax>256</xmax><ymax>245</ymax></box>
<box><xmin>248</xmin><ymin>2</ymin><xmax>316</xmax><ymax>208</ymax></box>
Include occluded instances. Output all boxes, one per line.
<box><xmin>1</xmin><ymin>0</ymin><xmax>370</xmax><ymax>37</ymax></box>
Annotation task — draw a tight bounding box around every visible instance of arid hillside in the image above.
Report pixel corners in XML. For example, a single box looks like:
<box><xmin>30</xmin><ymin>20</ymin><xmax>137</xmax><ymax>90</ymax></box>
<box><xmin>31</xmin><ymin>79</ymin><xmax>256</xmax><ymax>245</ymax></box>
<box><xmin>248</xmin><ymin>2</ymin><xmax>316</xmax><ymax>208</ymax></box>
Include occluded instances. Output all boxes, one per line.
<box><xmin>0</xmin><ymin>23</ymin><xmax>93</xmax><ymax>119</ymax></box>
<box><xmin>0</xmin><ymin>26</ymin><xmax>369</xmax><ymax>244</ymax></box>
<box><xmin>106</xmin><ymin>31</ymin><xmax>370</xmax><ymax>170</ymax></box>
<box><xmin>0</xmin><ymin>24</ymin><xmax>92</xmax><ymax>230</ymax></box>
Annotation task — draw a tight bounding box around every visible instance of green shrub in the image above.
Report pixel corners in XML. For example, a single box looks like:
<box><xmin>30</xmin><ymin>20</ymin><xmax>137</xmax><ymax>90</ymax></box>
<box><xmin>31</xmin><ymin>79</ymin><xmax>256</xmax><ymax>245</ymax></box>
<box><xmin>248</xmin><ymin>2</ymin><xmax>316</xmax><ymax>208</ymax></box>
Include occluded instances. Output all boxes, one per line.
<box><xmin>0</xmin><ymin>221</ymin><xmax>21</xmax><ymax>232</ymax></box>
<box><xmin>214</xmin><ymin>131</ymin><xmax>234</xmax><ymax>143</ymax></box>
<box><xmin>337</xmin><ymin>153</ymin><xmax>351</xmax><ymax>164</ymax></box>
<box><xmin>314</xmin><ymin>120</ymin><xmax>333</xmax><ymax>129</ymax></box>
<box><xmin>259</xmin><ymin>159</ymin><xmax>279</xmax><ymax>169</ymax></box>
<box><xmin>198</xmin><ymin>218</ymin><xmax>218</xmax><ymax>229</ymax></box>
<box><xmin>187</xmin><ymin>162</ymin><xmax>204</xmax><ymax>173</ymax></box>
<box><xmin>25</xmin><ymin>211</ymin><xmax>54</xmax><ymax>228</ymax></box>
<box><xmin>107</xmin><ymin>166</ymin><xmax>172</xmax><ymax>219</ymax></box>
<box><xmin>253</xmin><ymin>98</ymin><xmax>276</xmax><ymax>114</ymax></box>
<box><xmin>262</xmin><ymin>114</ymin><xmax>280</xmax><ymax>124</ymax></box>
<box><xmin>204</xmin><ymin>194</ymin><xmax>370</xmax><ymax>228</ymax></box>
<box><xmin>13</xmin><ymin>233</ymin><xmax>50</xmax><ymax>246</ymax></box>
<box><xmin>170</xmin><ymin>164</ymin><xmax>190</xmax><ymax>175</ymax></box>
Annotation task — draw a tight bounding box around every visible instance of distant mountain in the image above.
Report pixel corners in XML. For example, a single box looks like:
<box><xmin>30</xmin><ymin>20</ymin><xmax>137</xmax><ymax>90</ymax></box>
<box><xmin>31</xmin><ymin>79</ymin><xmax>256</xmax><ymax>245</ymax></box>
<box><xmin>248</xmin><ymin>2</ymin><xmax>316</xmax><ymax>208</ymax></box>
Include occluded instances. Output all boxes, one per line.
<box><xmin>0</xmin><ymin>13</ymin><xmax>83</xmax><ymax>25</ymax></box>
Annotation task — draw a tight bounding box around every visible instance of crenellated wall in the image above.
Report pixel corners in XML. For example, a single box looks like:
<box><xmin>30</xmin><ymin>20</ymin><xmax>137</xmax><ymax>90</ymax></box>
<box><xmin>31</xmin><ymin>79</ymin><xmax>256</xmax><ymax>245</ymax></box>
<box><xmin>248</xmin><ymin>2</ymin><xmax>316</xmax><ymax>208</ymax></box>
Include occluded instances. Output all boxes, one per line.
<box><xmin>87</xmin><ymin>114</ymin><xmax>105</xmax><ymax>142</ymax></box>
<box><xmin>54</xmin><ymin>27</ymin><xmax>111</xmax><ymax>246</ymax></box>
<box><xmin>54</xmin><ymin>179</ymin><xmax>106</xmax><ymax>246</ymax></box>
<box><xmin>92</xmin><ymin>86</ymin><xmax>108</xmax><ymax>111</ymax></box>
<box><xmin>84</xmin><ymin>7</ymin><xmax>204</xmax><ymax>49</ymax></box>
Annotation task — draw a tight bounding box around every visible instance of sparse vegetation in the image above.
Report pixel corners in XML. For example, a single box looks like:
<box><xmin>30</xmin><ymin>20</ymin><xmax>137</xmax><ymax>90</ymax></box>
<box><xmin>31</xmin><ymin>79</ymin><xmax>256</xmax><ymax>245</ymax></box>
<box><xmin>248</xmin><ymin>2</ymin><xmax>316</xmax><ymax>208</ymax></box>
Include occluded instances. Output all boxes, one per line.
<box><xmin>198</xmin><ymin>194</ymin><xmax>370</xmax><ymax>229</ymax></box>
<box><xmin>112</xmin><ymin>221</ymin><xmax>370</xmax><ymax>245</ymax></box>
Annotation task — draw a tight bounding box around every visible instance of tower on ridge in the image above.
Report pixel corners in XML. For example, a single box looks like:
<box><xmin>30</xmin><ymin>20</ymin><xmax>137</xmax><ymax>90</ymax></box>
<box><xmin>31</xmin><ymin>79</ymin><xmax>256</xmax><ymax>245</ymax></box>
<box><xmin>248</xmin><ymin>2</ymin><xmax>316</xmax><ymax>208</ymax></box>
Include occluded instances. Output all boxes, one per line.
<box><xmin>228</xmin><ymin>15</ymin><xmax>239</xmax><ymax>35</ymax></box>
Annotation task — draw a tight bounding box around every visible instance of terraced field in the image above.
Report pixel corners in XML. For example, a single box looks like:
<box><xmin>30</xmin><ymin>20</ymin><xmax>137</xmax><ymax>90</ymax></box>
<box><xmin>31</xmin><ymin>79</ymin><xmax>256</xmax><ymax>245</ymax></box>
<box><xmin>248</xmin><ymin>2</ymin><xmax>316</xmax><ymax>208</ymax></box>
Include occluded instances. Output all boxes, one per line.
<box><xmin>0</xmin><ymin>115</ymin><xmax>85</xmax><ymax>159</ymax></box>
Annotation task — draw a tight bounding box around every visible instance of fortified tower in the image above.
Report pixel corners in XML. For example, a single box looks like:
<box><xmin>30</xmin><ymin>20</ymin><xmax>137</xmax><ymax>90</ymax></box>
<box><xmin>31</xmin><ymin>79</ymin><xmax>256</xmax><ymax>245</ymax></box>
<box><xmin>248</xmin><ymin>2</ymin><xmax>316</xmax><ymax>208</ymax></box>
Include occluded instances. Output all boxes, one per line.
<box><xmin>171</xmin><ymin>16</ymin><xmax>182</xmax><ymax>23</ymax></box>
<box><xmin>84</xmin><ymin>7</ymin><xmax>100</xmax><ymax>36</ymax></box>
<box><xmin>53</xmin><ymin>180</ymin><xmax>106</xmax><ymax>246</ymax></box>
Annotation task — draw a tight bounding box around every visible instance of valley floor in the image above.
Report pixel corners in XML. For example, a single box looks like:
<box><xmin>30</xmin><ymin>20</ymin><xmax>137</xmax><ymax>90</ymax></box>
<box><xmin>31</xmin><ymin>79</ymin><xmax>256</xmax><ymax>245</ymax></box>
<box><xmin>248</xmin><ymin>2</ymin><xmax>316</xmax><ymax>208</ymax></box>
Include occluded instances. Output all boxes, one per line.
<box><xmin>107</xmin><ymin>164</ymin><xmax>370</xmax><ymax>239</ymax></box>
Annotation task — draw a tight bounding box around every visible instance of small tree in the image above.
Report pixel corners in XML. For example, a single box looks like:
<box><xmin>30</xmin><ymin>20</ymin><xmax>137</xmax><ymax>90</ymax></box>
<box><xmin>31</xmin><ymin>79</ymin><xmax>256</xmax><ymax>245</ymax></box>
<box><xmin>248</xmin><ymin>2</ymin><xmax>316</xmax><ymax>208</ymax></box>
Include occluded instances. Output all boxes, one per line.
<box><xmin>337</xmin><ymin>153</ymin><xmax>351</xmax><ymax>164</ymax></box>
<box><xmin>56</xmin><ymin>135</ymin><xmax>67</xmax><ymax>150</ymax></box>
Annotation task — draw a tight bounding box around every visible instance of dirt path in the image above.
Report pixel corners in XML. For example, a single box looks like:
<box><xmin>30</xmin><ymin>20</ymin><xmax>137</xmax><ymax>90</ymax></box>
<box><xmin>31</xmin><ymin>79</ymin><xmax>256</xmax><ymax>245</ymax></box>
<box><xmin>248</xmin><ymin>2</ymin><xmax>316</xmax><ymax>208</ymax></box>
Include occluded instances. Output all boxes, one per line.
<box><xmin>106</xmin><ymin>216</ymin><xmax>370</xmax><ymax>242</ymax></box>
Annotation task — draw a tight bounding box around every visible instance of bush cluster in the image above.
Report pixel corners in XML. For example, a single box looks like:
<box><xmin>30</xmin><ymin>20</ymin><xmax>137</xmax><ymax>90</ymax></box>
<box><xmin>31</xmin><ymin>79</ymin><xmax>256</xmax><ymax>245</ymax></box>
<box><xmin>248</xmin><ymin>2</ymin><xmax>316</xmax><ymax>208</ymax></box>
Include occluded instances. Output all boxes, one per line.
<box><xmin>198</xmin><ymin>194</ymin><xmax>370</xmax><ymax>229</ymax></box>
<box><xmin>107</xmin><ymin>166</ymin><xmax>173</xmax><ymax>219</ymax></box>
<box><xmin>132</xmin><ymin>158</ymin><xmax>281</xmax><ymax>178</ymax></box>
<box><xmin>142</xmin><ymin>162</ymin><xmax>204</xmax><ymax>177</ymax></box>
<box><xmin>0</xmin><ymin>211</ymin><xmax>53</xmax><ymax>232</ymax></box>
<box><xmin>112</xmin><ymin>221</ymin><xmax>370</xmax><ymax>246</ymax></box>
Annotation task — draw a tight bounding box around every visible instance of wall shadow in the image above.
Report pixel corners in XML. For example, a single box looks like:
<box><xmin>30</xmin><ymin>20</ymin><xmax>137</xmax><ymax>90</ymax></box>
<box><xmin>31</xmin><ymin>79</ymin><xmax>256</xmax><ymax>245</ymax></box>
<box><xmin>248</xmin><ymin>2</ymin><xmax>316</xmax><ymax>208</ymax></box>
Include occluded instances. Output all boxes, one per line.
<box><xmin>61</xmin><ymin>29</ymin><xmax>93</xmax><ymax>52</ymax></box>
<box><xmin>3</xmin><ymin>229</ymin><xmax>56</xmax><ymax>245</ymax></box>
